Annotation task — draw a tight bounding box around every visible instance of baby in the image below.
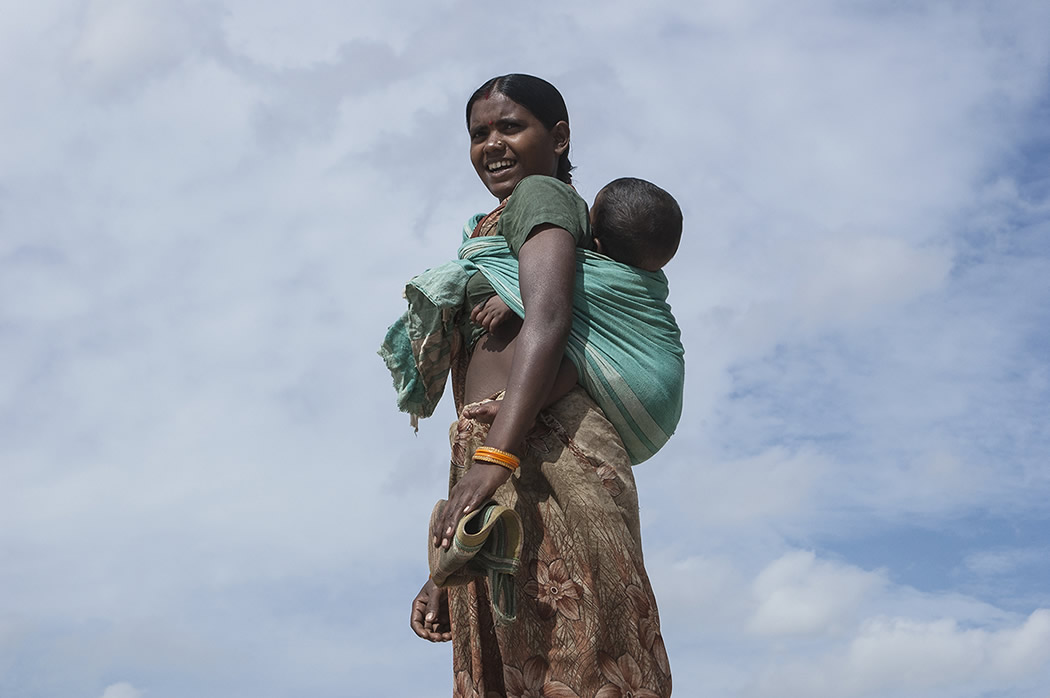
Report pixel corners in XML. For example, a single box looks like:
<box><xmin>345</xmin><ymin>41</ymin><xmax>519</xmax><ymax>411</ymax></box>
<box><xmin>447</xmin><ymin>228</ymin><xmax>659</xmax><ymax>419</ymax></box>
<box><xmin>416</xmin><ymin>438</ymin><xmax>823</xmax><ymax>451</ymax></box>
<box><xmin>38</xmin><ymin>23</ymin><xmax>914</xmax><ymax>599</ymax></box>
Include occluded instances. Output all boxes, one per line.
<box><xmin>465</xmin><ymin>176</ymin><xmax>683</xmax><ymax>423</ymax></box>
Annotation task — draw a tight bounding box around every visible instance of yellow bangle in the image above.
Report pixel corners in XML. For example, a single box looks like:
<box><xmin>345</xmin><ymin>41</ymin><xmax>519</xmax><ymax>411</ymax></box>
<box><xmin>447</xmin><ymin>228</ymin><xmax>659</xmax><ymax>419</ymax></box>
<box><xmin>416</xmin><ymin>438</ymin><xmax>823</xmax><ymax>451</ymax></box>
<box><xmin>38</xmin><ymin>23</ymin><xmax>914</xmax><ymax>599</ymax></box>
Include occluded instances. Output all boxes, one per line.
<box><xmin>473</xmin><ymin>446</ymin><xmax>520</xmax><ymax>472</ymax></box>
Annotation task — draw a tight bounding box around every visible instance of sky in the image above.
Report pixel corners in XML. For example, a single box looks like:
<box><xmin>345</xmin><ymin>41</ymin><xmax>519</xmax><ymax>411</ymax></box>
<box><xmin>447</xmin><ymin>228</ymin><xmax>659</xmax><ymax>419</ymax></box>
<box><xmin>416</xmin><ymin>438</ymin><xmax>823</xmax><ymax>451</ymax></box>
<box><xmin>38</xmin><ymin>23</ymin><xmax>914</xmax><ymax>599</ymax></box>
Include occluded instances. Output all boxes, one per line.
<box><xmin>1</xmin><ymin>0</ymin><xmax>1048</xmax><ymax>696</ymax></box>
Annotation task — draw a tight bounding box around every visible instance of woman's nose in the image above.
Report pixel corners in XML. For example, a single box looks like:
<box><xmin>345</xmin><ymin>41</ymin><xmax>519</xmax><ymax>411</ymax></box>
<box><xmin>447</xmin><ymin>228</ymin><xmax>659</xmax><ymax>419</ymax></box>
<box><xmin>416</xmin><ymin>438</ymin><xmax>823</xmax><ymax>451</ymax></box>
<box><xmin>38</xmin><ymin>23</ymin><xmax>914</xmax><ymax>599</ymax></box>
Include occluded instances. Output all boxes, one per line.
<box><xmin>484</xmin><ymin>133</ymin><xmax>505</xmax><ymax>151</ymax></box>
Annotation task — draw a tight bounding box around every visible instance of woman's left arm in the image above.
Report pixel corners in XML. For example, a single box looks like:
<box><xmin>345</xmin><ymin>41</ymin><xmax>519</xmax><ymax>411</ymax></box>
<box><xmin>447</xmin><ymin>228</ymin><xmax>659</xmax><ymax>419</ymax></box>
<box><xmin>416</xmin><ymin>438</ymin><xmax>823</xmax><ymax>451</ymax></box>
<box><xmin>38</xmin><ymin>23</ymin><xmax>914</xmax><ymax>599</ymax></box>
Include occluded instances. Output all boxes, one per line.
<box><xmin>432</xmin><ymin>224</ymin><xmax>575</xmax><ymax>548</ymax></box>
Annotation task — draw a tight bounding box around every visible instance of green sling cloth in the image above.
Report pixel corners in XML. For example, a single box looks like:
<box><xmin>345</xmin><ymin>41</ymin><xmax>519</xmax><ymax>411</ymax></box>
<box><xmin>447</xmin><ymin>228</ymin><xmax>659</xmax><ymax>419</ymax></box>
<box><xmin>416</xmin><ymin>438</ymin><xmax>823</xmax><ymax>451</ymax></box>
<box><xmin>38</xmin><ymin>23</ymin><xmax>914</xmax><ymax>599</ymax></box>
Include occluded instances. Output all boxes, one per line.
<box><xmin>379</xmin><ymin>216</ymin><xmax>685</xmax><ymax>465</ymax></box>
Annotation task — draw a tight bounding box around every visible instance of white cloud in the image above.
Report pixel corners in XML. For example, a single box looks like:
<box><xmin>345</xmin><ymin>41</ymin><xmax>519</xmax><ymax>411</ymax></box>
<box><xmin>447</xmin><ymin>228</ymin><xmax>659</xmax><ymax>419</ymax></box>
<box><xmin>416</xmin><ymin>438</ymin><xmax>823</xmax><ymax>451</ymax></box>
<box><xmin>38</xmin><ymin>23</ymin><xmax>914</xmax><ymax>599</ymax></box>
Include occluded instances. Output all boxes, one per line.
<box><xmin>70</xmin><ymin>0</ymin><xmax>217</xmax><ymax>99</ymax></box>
<box><xmin>965</xmin><ymin>548</ymin><xmax>1048</xmax><ymax>577</ymax></box>
<box><xmin>749</xmin><ymin>551</ymin><xmax>885</xmax><ymax>636</ymax></box>
<box><xmin>100</xmin><ymin>683</ymin><xmax>141</xmax><ymax>698</ymax></box>
<box><xmin>1</xmin><ymin>0</ymin><xmax>1048</xmax><ymax>696</ymax></box>
<box><xmin>649</xmin><ymin>547</ymin><xmax>1050</xmax><ymax>698</ymax></box>
<box><xmin>744</xmin><ymin>610</ymin><xmax>1050</xmax><ymax>697</ymax></box>
<box><xmin>853</xmin><ymin>612</ymin><xmax>1047</xmax><ymax>680</ymax></box>
<box><xmin>219</xmin><ymin>0</ymin><xmax>459</xmax><ymax>67</ymax></box>
<box><xmin>673</xmin><ymin>446</ymin><xmax>831</xmax><ymax>526</ymax></box>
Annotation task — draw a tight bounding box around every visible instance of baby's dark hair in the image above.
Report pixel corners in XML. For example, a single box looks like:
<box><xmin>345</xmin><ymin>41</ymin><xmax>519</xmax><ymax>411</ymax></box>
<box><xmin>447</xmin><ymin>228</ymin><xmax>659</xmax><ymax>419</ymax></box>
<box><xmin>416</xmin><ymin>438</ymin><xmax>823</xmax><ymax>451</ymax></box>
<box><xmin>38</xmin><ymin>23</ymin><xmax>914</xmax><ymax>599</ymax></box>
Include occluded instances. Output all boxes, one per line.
<box><xmin>591</xmin><ymin>178</ymin><xmax>682</xmax><ymax>271</ymax></box>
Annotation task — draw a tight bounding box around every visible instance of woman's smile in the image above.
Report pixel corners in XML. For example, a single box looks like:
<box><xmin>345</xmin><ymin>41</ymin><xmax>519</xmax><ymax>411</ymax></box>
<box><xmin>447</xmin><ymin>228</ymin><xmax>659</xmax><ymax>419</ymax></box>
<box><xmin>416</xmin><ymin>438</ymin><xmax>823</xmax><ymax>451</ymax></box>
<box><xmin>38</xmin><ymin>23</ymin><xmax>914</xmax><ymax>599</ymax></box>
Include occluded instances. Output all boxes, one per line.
<box><xmin>486</xmin><ymin>159</ymin><xmax>515</xmax><ymax>173</ymax></box>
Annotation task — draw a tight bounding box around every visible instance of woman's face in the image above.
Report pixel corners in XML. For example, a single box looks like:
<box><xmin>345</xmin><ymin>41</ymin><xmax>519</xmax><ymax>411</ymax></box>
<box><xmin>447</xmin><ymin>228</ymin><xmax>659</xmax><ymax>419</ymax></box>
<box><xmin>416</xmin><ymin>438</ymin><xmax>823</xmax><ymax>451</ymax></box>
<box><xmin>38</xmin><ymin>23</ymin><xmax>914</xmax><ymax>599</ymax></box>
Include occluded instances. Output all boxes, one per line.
<box><xmin>468</xmin><ymin>92</ymin><xmax>569</xmax><ymax>201</ymax></box>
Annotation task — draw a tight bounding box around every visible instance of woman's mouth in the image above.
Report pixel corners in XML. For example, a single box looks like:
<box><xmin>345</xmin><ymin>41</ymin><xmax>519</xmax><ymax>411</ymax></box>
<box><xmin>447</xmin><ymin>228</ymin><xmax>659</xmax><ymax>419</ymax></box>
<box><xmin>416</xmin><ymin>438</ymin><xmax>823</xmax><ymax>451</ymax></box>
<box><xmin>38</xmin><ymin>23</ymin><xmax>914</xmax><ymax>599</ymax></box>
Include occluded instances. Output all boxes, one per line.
<box><xmin>487</xmin><ymin>159</ymin><xmax>515</xmax><ymax>173</ymax></box>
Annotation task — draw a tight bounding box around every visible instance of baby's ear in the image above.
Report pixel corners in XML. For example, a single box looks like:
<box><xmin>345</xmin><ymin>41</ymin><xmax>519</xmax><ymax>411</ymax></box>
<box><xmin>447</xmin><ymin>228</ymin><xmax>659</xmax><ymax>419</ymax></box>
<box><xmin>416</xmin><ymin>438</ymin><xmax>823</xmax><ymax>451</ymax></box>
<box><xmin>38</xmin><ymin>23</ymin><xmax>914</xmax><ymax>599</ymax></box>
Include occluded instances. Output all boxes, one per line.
<box><xmin>593</xmin><ymin>237</ymin><xmax>605</xmax><ymax>255</ymax></box>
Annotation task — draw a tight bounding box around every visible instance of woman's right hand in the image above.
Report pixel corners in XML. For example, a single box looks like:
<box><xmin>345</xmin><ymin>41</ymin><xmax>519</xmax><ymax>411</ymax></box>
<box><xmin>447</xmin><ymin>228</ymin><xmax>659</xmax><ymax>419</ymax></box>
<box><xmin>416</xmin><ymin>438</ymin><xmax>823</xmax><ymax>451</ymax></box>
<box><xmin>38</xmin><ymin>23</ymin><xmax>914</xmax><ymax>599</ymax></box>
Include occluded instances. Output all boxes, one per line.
<box><xmin>410</xmin><ymin>579</ymin><xmax>451</xmax><ymax>642</ymax></box>
<box><xmin>432</xmin><ymin>462</ymin><xmax>512</xmax><ymax>549</ymax></box>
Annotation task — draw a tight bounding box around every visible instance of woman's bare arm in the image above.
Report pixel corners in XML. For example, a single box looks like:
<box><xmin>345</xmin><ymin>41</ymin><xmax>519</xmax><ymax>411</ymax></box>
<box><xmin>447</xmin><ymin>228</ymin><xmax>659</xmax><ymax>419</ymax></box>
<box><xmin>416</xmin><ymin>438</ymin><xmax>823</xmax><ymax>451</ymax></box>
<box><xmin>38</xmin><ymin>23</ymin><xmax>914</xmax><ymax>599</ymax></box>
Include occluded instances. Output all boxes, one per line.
<box><xmin>485</xmin><ymin>224</ymin><xmax>575</xmax><ymax>447</ymax></box>
<box><xmin>432</xmin><ymin>224</ymin><xmax>575</xmax><ymax>548</ymax></box>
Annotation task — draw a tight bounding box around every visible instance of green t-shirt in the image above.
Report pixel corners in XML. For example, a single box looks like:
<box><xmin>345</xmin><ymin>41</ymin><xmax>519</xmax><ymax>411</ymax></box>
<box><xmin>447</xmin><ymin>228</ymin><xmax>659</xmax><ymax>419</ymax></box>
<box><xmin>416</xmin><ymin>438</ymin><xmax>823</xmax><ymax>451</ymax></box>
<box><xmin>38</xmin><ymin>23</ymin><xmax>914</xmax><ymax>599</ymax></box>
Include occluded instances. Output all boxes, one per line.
<box><xmin>465</xmin><ymin>175</ymin><xmax>592</xmax><ymax>310</ymax></box>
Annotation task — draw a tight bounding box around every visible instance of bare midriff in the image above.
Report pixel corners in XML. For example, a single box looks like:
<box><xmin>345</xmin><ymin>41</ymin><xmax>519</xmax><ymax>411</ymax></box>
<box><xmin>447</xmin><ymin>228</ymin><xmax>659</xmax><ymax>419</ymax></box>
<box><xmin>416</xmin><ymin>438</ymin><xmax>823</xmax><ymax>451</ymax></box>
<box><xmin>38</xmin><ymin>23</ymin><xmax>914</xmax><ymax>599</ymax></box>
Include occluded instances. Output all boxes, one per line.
<box><xmin>463</xmin><ymin>316</ymin><xmax>579</xmax><ymax>410</ymax></box>
<box><xmin>463</xmin><ymin>321</ymin><xmax>521</xmax><ymax>405</ymax></box>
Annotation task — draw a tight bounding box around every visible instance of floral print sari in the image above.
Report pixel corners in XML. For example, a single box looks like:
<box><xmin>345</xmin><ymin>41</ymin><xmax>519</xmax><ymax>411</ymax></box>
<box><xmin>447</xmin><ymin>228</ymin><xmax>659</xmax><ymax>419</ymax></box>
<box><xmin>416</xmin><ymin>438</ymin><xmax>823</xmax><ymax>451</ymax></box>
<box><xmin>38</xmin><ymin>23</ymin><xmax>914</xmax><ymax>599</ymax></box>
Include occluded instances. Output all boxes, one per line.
<box><xmin>445</xmin><ymin>387</ymin><xmax>672</xmax><ymax>698</ymax></box>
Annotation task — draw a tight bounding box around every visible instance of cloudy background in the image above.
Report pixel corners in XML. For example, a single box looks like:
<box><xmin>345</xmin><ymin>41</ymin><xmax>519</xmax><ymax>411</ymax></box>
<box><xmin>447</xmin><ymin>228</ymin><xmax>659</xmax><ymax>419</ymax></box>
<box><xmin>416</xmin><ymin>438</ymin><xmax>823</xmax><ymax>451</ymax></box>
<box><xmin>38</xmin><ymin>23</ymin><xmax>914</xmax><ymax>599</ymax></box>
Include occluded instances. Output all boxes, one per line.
<box><xmin>2</xmin><ymin>1</ymin><xmax>1048</xmax><ymax>696</ymax></box>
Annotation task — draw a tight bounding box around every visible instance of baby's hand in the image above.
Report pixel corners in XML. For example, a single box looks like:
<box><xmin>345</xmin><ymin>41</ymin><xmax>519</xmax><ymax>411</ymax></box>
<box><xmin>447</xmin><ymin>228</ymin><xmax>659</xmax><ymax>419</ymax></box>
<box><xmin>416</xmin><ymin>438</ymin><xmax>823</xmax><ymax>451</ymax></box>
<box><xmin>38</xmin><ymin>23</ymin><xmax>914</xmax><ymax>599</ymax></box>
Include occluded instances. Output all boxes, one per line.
<box><xmin>471</xmin><ymin>296</ymin><xmax>516</xmax><ymax>333</ymax></box>
<box><xmin>462</xmin><ymin>400</ymin><xmax>501</xmax><ymax>425</ymax></box>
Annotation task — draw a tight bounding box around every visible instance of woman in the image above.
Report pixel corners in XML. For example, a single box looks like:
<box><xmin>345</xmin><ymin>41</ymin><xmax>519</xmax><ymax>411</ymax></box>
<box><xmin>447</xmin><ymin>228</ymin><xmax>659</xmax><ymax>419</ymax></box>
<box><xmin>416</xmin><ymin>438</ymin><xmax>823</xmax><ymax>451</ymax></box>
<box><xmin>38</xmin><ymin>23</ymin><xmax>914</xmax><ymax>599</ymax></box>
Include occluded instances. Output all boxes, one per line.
<box><xmin>409</xmin><ymin>75</ymin><xmax>672</xmax><ymax>698</ymax></box>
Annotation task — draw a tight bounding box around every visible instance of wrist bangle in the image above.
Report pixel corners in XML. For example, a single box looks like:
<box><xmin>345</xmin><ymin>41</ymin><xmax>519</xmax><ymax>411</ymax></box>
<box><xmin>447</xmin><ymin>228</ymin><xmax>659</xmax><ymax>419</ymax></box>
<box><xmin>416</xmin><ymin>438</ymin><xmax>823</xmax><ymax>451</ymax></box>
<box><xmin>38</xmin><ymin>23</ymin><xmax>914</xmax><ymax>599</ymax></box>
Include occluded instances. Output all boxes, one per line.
<box><xmin>473</xmin><ymin>446</ymin><xmax>520</xmax><ymax>472</ymax></box>
<box><xmin>474</xmin><ymin>454</ymin><xmax>518</xmax><ymax>472</ymax></box>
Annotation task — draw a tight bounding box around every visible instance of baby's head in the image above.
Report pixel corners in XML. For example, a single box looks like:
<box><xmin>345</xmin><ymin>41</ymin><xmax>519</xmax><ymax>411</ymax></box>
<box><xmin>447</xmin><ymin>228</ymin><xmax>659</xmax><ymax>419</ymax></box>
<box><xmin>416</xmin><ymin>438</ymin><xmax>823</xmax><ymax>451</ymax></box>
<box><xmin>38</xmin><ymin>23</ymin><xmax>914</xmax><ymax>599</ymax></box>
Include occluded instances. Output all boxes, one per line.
<box><xmin>590</xmin><ymin>177</ymin><xmax>682</xmax><ymax>272</ymax></box>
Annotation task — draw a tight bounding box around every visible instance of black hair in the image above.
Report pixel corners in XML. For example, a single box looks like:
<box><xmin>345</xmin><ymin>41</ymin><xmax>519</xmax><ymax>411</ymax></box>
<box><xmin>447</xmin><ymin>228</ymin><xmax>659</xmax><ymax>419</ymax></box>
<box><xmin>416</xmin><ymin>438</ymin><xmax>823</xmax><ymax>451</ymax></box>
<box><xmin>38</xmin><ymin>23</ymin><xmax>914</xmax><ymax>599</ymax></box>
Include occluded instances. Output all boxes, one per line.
<box><xmin>591</xmin><ymin>178</ymin><xmax>683</xmax><ymax>271</ymax></box>
<box><xmin>466</xmin><ymin>74</ymin><xmax>573</xmax><ymax>184</ymax></box>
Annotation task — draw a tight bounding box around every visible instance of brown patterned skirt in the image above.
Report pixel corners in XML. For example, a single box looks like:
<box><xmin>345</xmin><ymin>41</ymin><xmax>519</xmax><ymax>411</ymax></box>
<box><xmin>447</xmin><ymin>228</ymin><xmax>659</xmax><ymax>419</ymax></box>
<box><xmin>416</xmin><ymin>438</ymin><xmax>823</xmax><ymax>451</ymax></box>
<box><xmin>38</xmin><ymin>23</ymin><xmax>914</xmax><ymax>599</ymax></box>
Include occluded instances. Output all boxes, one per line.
<box><xmin>447</xmin><ymin>387</ymin><xmax>672</xmax><ymax>698</ymax></box>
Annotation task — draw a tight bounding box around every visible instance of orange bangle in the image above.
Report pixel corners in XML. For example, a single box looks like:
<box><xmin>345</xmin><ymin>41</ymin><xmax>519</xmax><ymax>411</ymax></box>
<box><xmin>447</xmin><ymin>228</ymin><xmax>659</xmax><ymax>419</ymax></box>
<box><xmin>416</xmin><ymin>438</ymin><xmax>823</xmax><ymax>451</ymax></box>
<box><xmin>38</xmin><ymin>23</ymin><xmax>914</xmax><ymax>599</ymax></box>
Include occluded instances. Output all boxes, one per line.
<box><xmin>473</xmin><ymin>446</ymin><xmax>520</xmax><ymax>472</ymax></box>
<box><xmin>474</xmin><ymin>454</ymin><xmax>518</xmax><ymax>472</ymax></box>
<box><xmin>475</xmin><ymin>446</ymin><xmax>518</xmax><ymax>461</ymax></box>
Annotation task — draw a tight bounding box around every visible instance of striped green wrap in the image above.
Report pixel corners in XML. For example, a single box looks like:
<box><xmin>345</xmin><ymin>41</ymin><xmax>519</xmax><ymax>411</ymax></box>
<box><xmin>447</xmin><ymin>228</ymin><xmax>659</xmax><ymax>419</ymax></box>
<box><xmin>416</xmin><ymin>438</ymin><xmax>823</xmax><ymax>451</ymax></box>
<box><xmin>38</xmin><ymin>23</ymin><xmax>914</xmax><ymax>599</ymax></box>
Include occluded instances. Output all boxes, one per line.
<box><xmin>378</xmin><ymin>216</ymin><xmax>685</xmax><ymax>464</ymax></box>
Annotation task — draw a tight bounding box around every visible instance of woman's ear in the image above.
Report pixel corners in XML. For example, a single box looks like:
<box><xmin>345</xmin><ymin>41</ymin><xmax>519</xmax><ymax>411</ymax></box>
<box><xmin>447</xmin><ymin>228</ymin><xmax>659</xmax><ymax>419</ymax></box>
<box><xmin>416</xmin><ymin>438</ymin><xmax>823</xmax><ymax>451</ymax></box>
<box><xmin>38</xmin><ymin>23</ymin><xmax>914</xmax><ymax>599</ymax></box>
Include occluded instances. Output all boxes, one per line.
<box><xmin>551</xmin><ymin>121</ymin><xmax>570</xmax><ymax>156</ymax></box>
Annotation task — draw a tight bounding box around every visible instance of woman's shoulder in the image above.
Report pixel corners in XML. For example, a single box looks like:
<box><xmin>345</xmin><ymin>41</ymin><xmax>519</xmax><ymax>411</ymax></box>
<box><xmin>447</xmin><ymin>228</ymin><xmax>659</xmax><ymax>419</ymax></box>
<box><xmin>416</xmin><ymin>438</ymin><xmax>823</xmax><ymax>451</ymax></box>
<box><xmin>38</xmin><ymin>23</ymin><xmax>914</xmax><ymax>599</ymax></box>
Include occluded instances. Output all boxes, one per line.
<box><xmin>510</xmin><ymin>175</ymin><xmax>585</xmax><ymax>205</ymax></box>
<box><xmin>500</xmin><ymin>176</ymin><xmax>591</xmax><ymax>254</ymax></box>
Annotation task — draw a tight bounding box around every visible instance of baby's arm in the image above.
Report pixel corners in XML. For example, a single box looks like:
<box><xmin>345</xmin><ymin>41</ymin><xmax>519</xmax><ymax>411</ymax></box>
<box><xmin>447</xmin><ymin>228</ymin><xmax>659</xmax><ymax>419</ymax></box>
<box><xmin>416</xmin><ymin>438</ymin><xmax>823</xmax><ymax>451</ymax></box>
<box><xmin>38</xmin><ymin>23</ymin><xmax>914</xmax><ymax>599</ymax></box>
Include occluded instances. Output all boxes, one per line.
<box><xmin>471</xmin><ymin>295</ymin><xmax>521</xmax><ymax>340</ymax></box>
